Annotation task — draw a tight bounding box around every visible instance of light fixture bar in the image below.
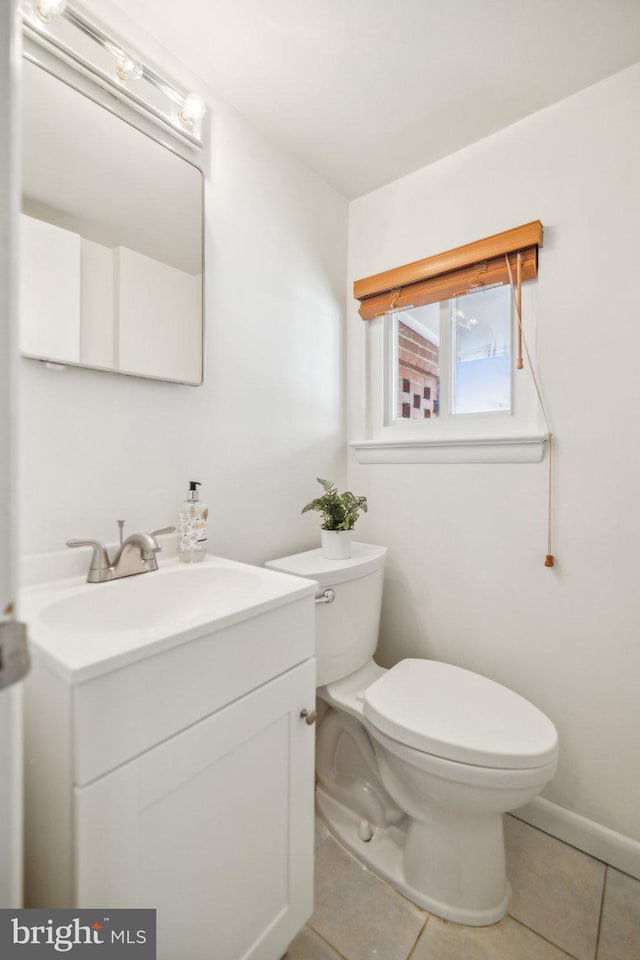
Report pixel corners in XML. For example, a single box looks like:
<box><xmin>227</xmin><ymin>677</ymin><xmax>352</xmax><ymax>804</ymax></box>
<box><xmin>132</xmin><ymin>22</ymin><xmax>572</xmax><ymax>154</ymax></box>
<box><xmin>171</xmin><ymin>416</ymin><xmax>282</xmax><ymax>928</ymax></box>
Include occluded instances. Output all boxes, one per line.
<box><xmin>21</xmin><ymin>1</ymin><xmax>206</xmax><ymax>147</ymax></box>
<box><xmin>64</xmin><ymin>6</ymin><xmax>184</xmax><ymax>106</ymax></box>
<box><xmin>63</xmin><ymin>6</ymin><xmax>125</xmax><ymax>62</ymax></box>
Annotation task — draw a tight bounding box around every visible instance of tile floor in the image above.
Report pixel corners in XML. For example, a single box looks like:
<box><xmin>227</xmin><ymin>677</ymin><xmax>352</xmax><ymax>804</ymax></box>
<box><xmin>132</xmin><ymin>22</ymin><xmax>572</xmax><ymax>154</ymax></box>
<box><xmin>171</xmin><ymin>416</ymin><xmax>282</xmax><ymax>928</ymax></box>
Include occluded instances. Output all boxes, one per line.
<box><xmin>285</xmin><ymin>815</ymin><xmax>640</xmax><ymax>960</ymax></box>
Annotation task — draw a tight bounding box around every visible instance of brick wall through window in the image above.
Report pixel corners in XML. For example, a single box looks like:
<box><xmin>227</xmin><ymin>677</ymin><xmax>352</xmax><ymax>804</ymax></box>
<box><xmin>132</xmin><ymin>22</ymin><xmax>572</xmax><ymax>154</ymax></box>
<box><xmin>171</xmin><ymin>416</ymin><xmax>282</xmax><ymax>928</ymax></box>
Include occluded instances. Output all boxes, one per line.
<box><xmin>398</xmin><ymin>321</ymin><xmax>440</xmax><ymax>419</ymax></box>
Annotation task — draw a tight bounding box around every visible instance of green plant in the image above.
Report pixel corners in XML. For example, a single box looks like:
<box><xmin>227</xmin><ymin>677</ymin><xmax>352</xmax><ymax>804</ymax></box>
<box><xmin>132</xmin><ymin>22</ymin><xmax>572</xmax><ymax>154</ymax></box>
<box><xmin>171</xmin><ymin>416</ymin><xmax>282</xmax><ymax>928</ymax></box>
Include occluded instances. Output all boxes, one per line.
<box><xmin>301</xmin><ymin>478</ymin><xmax>368</xmax><ymax>531</ymax></box>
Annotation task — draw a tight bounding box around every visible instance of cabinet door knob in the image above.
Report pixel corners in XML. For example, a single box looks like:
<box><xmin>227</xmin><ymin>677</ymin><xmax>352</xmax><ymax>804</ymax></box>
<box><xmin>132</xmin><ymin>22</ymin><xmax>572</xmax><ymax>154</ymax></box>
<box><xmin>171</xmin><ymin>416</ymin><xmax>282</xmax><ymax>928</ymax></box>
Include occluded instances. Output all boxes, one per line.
<box><xmin>300</xmin><ymin>708</ymin><xmax>317</xmax><ymax>725</ymax></box>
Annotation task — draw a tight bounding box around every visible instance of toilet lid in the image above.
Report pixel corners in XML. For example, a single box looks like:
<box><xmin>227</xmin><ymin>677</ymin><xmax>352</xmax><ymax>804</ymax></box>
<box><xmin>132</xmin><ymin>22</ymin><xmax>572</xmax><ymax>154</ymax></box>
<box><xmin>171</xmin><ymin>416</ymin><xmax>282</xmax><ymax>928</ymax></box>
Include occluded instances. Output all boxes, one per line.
<box><xmin>363</xmin><ymin>660</ymin><xmax>558</xmax><ymax>770</ymax></box>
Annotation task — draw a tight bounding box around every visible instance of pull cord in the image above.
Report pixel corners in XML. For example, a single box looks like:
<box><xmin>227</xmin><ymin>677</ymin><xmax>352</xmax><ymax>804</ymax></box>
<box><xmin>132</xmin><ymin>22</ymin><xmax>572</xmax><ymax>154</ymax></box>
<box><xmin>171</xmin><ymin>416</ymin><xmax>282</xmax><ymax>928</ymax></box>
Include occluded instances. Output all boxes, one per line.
<box><xmin>505</xmin><ymin>254</ymin><xmax>555</xmax><ymax>567</ymax></box>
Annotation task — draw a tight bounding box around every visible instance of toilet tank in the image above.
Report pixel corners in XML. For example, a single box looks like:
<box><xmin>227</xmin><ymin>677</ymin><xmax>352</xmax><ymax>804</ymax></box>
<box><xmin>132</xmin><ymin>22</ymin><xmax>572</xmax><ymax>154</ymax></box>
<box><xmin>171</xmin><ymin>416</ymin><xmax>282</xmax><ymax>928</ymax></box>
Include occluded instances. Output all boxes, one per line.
<box><xmin>266</xmin><ymin>543</ymin><xmax>387</xmax><ymax>686</ymax></box>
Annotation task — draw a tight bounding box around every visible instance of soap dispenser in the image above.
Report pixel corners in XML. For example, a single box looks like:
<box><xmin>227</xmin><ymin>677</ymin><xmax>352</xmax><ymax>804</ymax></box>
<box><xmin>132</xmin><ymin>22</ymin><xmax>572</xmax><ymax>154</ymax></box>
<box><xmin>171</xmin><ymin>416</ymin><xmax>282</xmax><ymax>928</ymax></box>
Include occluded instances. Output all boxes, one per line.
<box><xmin>177</xmin><ymin>481</ymin><xmax>208</xmax><ymax>563</ymax></box>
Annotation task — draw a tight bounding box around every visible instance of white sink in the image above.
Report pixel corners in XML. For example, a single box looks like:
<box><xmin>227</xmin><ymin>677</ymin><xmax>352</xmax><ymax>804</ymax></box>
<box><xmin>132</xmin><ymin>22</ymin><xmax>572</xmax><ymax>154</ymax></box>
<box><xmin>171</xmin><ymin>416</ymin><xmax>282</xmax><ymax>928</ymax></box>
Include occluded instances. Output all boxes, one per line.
<box><xmin>20</xmin><ymin>554</ymin><xmax>317</xmax><ymax>682</ymax></box>
<box><xmin>40</xmin><ymin>564</ymin><xmax>264</xmax><ymax>633</ymax></box>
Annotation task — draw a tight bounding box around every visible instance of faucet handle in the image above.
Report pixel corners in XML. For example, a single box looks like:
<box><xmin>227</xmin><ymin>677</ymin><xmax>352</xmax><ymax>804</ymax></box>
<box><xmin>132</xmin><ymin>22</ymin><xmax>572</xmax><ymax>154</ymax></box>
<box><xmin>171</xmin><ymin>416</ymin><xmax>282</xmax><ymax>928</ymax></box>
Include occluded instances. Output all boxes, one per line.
<box><xmin>66</xmin><ymin>539</ymin><xmax>111</xmax><ymax>573</ymax></box>
<box><xmin>149</xmin><ymin>526</ymin><xmax>176</xmax><ymax>537</ymax></box>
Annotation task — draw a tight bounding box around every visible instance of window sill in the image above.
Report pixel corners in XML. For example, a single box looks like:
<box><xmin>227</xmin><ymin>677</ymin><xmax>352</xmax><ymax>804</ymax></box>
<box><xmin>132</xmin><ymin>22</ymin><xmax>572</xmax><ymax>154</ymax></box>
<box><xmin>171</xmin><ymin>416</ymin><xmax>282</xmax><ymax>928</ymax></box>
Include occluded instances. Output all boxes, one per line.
<box><xmin>350</xmin><ymin>433</ymin><xmax>547</xmax><ymax>464</ymax></box>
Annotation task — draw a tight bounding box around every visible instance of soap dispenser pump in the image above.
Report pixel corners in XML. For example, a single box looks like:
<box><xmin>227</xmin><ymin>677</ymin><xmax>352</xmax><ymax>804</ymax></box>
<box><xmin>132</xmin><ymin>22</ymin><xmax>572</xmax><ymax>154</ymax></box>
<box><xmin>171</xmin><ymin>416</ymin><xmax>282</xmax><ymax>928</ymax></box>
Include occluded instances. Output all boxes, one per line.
<box><xmin>177</xmin><ymin>481</ymin><xmax>208</xmax><ymax>563</ymax></box>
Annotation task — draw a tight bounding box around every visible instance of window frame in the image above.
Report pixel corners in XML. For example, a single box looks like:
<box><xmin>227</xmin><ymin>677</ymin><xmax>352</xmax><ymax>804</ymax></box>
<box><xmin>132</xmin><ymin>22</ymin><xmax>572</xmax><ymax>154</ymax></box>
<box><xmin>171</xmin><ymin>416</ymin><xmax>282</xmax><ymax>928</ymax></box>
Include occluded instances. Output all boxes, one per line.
<box><xmin>387</xmin><ymin>287</ymin><xmax>515</xmax><ymax>427</ymax></box>
<box><xmin>351</xmin><ymin>281</ymin><xmax>547</xmax><ymax>465</ymax></box>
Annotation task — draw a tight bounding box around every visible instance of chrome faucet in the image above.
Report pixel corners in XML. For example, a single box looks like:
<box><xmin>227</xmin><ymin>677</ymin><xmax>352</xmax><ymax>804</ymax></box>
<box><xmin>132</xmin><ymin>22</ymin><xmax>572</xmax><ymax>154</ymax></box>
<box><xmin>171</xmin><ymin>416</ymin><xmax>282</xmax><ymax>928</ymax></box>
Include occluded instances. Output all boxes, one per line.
<box><xmin>67</xmin><ymin>523</ymin><xmax>176</xmax><ymax>583</ymax></box>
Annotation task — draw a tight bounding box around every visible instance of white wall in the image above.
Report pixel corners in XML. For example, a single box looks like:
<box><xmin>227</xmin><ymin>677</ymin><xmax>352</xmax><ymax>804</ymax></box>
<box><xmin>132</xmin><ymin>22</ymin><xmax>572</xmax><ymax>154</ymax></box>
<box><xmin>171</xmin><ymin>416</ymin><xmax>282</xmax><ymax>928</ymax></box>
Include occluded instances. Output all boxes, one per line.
<box><xmin>18</xmin><ymin>4</ymin><xmax>348</xmax><ymax>566</ymax></box>
<box><xmin>347</xmin><ymin>64</ymin><xmax>640</xmax><ymax>851</ymax></box>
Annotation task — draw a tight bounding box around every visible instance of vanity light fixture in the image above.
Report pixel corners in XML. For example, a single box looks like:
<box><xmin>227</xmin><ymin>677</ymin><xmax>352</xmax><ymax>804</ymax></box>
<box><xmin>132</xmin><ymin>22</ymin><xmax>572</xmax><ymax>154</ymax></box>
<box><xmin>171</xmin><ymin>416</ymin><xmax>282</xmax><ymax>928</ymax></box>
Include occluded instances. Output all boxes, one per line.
<box><xmin>178</xmin><ymin>93</ymin><xmax>206</xmax><ymax>127</ymax></box>
<box><xmin>21</xmin><ymin>0</ymin><xmax>207</xmax><ymax>148</ymax></box>
<box><xmin>34</xmin><ymin>0</ymin><xmax>66</xmax><ymax>22</ymax></box>
<box><xmin>115</xmin><ymin>54</ymin><xmax>144</xmax><ymax>83</ymax></box>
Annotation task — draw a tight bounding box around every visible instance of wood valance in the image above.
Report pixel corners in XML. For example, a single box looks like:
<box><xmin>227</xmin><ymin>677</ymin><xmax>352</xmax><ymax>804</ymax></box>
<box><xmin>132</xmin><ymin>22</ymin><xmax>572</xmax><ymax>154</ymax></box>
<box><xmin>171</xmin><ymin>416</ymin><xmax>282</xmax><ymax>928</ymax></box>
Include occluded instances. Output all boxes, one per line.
<box><xmin>354</xmin><ymin>220</ymin><xmax>543</xmax><ymax>320</ymax></box>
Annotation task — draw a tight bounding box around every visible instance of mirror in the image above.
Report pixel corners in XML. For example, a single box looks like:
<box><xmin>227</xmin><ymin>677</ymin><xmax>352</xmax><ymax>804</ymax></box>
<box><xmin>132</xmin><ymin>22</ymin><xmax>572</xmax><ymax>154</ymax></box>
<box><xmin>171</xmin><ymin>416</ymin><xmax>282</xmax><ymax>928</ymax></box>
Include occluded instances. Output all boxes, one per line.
<box><xmin>21</xmin><ymin>59</ymin><xmax>204</xmax><ymax>385</ymax></box>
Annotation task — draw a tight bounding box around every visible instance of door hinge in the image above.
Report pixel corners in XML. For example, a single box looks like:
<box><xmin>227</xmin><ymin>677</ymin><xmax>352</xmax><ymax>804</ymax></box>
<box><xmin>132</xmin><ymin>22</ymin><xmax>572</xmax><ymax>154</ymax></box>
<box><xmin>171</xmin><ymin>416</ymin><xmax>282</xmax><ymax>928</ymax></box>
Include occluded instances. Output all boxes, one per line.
<box><xmin>0</xmin><ymin>620</ymin><xmax>30</xmax><ymax>690</ymax></box>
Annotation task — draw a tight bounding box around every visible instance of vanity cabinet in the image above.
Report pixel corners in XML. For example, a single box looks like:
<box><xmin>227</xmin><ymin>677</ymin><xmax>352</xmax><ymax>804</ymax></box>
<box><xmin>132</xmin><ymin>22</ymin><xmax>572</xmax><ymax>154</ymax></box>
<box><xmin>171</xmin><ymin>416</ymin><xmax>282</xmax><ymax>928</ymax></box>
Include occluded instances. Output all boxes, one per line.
<box><xmin>77</xmin><ymin>660</ymin><xmax>314</xmax><ymax>960</ymax></box>
<box><xmin>23</xmin><ymin>580</ymin><xmax>316</xmax><ymax>960</ymax></box>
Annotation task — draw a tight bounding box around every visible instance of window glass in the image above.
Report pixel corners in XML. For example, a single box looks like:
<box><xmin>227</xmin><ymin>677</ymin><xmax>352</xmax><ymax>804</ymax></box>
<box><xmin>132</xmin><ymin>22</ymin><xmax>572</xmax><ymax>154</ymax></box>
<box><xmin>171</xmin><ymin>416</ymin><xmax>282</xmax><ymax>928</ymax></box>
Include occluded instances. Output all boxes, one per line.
<box><xmin>452</xmin><ymin>286</ymin><xmax>511</xmax><ymax>415</ymax></box>
<box><xmin>393</xmin><ymin>285</ymin><xmax>511</xmax><ymax>421</ymax></box>
<box><xmin>396</xmin><ymin>302</ymin><xmax>440</xmax><ymax>419</ymax></box>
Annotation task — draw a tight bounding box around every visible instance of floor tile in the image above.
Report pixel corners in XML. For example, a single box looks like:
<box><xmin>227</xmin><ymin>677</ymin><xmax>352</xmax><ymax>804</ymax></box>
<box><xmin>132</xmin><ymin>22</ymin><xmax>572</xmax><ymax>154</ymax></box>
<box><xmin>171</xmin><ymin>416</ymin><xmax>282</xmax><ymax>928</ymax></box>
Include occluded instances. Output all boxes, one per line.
<box><xmin>597</xmin><ymin>868</ymin><xmax>640</xmax><ymax>960</ymax></box>
<box><xmin>411</xmin><ymin>915</ymin><xmax>574</xmax><ymax>960</ymax></box>
<box><xmin>309</xmin><ymin>837</ymin><xmax>426</xmax><ymax>960</ymax></box>
<box><xmin>505</xmin><ymin>816</ymin><xmax>606</xmax><ymax>960</ymax></box>
<box><xmin>285</xmin><ymin>925</ymin><xmax>344</xmax><ymax>960</ymax></box>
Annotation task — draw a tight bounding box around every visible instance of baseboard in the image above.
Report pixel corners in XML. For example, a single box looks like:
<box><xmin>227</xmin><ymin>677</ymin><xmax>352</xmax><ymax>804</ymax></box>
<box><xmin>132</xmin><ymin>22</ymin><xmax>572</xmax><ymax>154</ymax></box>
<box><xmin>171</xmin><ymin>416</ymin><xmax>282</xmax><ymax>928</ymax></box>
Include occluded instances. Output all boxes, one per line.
<box><xmin>512</xmin><ymin>797</ymin><xmax>640</xmax><ymax>880</ymax></box>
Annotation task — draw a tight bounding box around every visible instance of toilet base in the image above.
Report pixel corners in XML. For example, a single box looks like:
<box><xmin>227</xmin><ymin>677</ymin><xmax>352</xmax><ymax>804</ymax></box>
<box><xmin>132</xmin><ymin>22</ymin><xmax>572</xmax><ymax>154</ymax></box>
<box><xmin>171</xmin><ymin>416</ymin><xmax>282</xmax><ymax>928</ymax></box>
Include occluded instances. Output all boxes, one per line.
<box><xmin>316</xmin><ymin>787</ymin><xmax>510</xmax><ymax>927</ymax></box>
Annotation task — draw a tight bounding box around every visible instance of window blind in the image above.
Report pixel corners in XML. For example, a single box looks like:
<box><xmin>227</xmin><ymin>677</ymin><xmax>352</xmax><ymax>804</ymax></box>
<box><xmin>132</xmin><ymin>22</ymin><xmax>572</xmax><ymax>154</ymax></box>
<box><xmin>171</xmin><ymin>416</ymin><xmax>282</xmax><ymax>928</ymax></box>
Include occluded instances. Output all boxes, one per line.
<box><xmin>354</xmin><ymin>220</ymin><xmax>543</xmax><ymax>321</ymax></box>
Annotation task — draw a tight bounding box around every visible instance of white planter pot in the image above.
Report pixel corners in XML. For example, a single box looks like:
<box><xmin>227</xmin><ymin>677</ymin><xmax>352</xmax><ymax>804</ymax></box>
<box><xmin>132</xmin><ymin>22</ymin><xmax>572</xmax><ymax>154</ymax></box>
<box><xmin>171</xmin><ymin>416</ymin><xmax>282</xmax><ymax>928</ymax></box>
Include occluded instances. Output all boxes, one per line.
<box><xmin>321</xmin><ymin>530</ymin><xmax>353</xmax><ymax>560</ymax></box>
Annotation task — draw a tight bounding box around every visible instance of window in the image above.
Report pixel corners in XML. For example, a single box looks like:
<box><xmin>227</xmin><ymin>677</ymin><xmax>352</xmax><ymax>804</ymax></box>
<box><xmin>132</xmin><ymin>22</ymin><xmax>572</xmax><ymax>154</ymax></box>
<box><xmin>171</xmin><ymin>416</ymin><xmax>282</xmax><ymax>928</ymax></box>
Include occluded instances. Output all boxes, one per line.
<box><xmin>351</xmin><ymin>221</ymin><xmax>548</xmax><ymax>463</ymax></box>
<box><xmin>390</xmin><ymin>284</ymin><xmax>512</xmax><ymax>424</ymax></box>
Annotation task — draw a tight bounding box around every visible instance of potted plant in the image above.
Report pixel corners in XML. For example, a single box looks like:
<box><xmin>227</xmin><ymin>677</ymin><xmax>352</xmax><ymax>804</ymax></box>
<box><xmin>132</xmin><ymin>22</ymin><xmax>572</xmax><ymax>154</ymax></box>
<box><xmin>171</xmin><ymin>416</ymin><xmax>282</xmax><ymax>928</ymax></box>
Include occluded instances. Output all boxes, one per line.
<box><xmin>301</xmin><ymin>478</ymin><xmax>368</xmax><ymax>559</ymax></box>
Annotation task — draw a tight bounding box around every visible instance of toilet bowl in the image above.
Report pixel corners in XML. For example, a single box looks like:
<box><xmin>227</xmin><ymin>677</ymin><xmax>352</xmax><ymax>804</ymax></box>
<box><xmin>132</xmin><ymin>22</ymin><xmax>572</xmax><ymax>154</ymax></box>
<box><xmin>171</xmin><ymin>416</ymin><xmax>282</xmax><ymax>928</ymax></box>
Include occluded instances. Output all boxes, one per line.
<box><xmin>266</xmin><ymin>543</ymin><xmax>559</xmax><ymax>926</ymax></box>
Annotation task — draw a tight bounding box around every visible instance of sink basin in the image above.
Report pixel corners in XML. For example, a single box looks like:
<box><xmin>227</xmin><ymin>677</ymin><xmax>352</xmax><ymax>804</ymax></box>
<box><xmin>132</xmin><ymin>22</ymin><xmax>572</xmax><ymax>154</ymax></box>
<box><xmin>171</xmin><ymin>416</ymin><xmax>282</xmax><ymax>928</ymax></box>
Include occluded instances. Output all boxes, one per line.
<box><xmin>40</xmin><ymin>564</ymin><xmax>264</xmax><ymax>633</ymax></box>
<box><xmin>20</xmin><ymin>554</ymin><xmax>317</xmax><ymax>682</ymax></box>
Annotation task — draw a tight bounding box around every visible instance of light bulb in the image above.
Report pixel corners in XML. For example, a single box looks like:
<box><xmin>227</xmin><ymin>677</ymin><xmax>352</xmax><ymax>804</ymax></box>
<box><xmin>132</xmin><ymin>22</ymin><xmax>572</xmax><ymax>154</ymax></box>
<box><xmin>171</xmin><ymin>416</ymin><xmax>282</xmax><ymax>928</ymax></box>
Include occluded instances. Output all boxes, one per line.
<box><xmin>35</xmin><ymin>0</ymin><xmax>66</xmax><ymax>21</ymax></box>
<box><xmin>115</xmin><ymin>55</ymin><xmax>143</xmax><ymax>82</ymax></box>
<box><xmin>179</xmin><ymin>93</ymin><xmax>206</xmax><ymax>126</ymax></box>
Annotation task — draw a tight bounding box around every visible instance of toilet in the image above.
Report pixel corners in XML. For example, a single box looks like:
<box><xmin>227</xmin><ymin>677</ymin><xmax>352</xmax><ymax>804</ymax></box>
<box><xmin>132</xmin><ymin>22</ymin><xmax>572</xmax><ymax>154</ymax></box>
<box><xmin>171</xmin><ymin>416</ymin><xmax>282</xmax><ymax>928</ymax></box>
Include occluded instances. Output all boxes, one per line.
<box><xmin>266</xmin><ymin>543</ymin><xmax>559</xmax><ymax>926</ymax></box>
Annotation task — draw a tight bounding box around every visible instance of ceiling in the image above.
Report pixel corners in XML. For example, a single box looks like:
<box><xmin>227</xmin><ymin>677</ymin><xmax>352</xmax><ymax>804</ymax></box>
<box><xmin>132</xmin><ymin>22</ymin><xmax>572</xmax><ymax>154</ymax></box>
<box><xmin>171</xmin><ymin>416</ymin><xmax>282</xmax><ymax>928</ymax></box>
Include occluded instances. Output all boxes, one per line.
<box><xmin>110</xmin><ymin>0</ymin><xmax>640</xmax><ymax>198</ymax></box>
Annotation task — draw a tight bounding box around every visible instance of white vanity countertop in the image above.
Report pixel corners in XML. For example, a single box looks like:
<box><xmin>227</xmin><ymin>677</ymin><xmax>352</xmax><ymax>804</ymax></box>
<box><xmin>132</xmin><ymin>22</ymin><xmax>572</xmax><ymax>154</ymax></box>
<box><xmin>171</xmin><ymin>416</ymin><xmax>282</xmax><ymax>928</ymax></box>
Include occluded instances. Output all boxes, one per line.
<box><xmin>20</xmin><ymin>554</ymin><xmax>317</xmax><ymax>684</ymax></box>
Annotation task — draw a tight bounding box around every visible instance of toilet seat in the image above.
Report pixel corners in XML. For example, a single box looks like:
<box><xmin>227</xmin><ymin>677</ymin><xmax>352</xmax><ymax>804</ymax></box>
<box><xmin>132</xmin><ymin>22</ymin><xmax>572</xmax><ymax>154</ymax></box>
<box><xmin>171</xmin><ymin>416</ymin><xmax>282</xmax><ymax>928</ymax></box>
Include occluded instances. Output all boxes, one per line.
<box><xmin>364</xmin><ymin>659</ymin><xmax>558</xmax><ymax>770</ymax></box>
<box><xmin>366</xmin><ymin>722</ymin><xmax>558</xmax><ymax>791</ymax></box>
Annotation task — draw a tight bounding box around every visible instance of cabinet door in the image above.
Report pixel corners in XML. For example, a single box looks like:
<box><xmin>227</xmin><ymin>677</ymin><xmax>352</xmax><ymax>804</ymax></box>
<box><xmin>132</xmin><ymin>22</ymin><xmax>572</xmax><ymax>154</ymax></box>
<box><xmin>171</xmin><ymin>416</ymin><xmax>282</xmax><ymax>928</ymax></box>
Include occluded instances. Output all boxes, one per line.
<box><xmin>75</xmin><ymin>660</ymin><xmax>315</xmax><ymax>960</ymax></box>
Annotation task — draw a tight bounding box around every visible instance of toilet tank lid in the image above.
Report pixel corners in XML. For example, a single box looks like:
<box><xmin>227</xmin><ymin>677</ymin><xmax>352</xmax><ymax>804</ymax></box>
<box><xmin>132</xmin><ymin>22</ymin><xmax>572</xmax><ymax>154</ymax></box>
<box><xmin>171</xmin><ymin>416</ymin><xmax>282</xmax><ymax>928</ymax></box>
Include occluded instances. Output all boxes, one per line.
<box><xmin>364</xmin><ymin>659</ymin><xmax>559</xmax><ymax>770</ymax></box>
<box><xmin>266</xmin><ymin>543</ymin><xmax>387</xmax><ymax>586</ymax></box>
